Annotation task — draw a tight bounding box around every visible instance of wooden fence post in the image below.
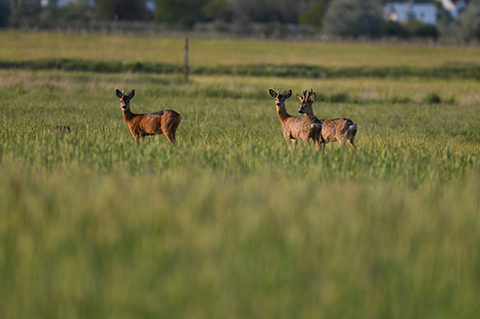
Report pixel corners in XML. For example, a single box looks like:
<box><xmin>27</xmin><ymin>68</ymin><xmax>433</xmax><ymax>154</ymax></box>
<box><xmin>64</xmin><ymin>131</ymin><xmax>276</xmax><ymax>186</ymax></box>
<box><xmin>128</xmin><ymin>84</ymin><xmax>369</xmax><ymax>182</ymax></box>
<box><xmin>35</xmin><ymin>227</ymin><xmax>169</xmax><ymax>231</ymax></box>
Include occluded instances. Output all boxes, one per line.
<box><xmin>184</xmin><ymin>38</ymin><xmax>189</xmax><ymax>81</ymax></box>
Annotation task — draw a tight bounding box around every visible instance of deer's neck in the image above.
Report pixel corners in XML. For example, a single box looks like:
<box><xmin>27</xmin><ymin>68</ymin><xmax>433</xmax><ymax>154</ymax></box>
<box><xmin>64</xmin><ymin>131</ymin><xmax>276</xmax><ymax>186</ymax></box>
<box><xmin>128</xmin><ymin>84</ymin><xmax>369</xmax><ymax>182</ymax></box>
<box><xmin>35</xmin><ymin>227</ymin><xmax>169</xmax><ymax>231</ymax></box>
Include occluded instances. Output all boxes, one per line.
<box><xmin>277</xmin><ymin>105</ymin><xmax>291</xmax><ymax>123</ymax></box>
<box><xmin>303</xmin><ymin>109</ymin><xmax>314</xmax><ymax>117</ymax></box>
<box><xmin>122</xmin><ymin>109</ymin><xmax>135</xmax><ymax>122</ymax></box>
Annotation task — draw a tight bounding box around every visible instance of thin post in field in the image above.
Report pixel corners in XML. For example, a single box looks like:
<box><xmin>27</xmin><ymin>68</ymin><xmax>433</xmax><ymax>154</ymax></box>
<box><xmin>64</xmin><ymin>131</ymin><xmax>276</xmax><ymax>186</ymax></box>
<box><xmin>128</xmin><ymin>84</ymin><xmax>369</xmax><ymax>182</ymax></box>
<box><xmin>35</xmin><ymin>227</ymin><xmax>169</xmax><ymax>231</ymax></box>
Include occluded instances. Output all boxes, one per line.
<box><xmin>184</xmin><ymin>38</ymin><xmax>189</xmax><ymax>81</ymax></box>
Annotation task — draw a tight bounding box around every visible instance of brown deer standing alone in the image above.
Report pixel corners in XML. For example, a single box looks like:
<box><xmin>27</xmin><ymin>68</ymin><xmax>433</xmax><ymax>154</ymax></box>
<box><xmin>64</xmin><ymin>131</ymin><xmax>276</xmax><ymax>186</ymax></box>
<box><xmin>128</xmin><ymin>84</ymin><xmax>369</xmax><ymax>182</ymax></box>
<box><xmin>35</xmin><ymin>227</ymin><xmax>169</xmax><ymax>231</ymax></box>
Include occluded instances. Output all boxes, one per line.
<box><xmin>116</xmin><ymin>89</ymin><xmax>181</xmax><ymax>144</ymax></box>
<box><xmin>269</xmin><ymin>88</ymin><xmax>322</xmax><ymax>149</ymax></box>
<box><xmin>297</xmin><ymin>89</ymin><xmax>357</xmax><ymax>150</ymax></box>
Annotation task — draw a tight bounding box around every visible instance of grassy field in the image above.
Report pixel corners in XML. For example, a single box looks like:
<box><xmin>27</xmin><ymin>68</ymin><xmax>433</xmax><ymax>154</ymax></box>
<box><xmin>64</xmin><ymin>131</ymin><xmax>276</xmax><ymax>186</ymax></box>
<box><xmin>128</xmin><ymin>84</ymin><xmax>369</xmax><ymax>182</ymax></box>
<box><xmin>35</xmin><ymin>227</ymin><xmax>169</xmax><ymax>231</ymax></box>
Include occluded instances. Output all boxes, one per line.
<box><xmin>2</xmin><ymin>30</ymin><xmax>480</xmax><ymax>67</ymax></box>
<box><xmin>1</xmin><ymin>32</ymin><xmax>480</xmax><ymax>319</ymax></box>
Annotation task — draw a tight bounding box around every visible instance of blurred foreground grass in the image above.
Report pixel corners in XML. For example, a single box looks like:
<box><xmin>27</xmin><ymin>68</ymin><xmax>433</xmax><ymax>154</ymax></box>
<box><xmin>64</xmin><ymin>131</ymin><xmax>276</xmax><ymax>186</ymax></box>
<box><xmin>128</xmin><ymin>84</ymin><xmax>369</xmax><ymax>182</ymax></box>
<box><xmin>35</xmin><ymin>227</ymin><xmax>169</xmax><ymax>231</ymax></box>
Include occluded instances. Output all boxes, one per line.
<box><xmin>1</xmin><ymin>167</ymin><xmax>479</xmax><ymax>318</ymax></box>
<box><xmin>1</xmin><ymin>67</ymin><xmax>480</xmax><ymax>318</ymax></box>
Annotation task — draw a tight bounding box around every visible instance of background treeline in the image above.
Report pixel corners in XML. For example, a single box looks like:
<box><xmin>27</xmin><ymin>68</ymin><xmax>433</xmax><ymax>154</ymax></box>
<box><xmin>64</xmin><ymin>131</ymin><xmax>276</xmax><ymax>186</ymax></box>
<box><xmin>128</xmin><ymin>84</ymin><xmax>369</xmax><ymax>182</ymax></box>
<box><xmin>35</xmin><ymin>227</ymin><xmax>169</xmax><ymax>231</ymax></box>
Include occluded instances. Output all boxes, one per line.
<box><xmin>1</xmin><ymin>0</ymin><xmax>480</xmax><ymax>42</ymax></box>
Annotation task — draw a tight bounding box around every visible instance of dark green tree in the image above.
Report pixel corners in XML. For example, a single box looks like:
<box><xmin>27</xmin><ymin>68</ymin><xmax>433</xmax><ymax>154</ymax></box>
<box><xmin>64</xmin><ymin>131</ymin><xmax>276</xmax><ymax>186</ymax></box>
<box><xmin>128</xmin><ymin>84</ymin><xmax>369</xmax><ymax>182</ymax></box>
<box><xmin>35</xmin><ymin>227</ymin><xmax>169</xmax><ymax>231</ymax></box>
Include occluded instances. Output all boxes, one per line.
<box><xmin>382</xmin><ymin>20</ymin><xmax>439</xmax><ymax>40</ymax></box>
<box><xmin>38</xmin><ymin>0</ymin><xmax>59</xmax><ymax>26</ymax></box>
<box><xmin>0</xmin><ymin>0</ymin><xmax>12</xmax><ymax>27</ymax></box>
<box><xmin>299</xmin><ymin>1</ymin><xmax>325</xmax><ymax>30</ymax></box>
<box><xmin>202</xmin><ymin>0</ymin><xmax>234</xmax><ymax>22</ymax></box>
<box><xmin>155</xmin><ymin>0</ymin><xmax>208</xmax><ymax>29</ymax></box>
<box><xmin>250</xmin><ymin>0</ymin><xmax>279</xmax><ymax>23</ymax></box>
<box><xmin>58</xmin><ymin>0</ymin><xmax>94</xmax><ymax>21</ymax></box>
<box><xmin>275</xmin><ymin>0</ymin><xmax>300</xmax><ymax>24</ymax></box>
<box><xmin>323</xmin><ymin>0</ymin><xmax>383</xmax><ymax>37</ymax></box>
<box><xmin>404</xmin><ymin>20</ymin><xmax>439</xmax><ymax>40</ymax></box>
<box><xmin>8</xmin><ymin>0</ymin><xmax>42</xmax><ymax>27</ymax></box>
<box><xmin>228</xmin><ymin>0</ymin><xmax>308</xmax><ymax>24</ymax></box>
<box><xmin>96</xmin><ymin>0</ymin><xmax>148</xmax><ymax>21</ymax></box>
<box><xmin>456</xmin><ymin>0</ymin><xmax>480</xmax><ymax>42</ymax></box>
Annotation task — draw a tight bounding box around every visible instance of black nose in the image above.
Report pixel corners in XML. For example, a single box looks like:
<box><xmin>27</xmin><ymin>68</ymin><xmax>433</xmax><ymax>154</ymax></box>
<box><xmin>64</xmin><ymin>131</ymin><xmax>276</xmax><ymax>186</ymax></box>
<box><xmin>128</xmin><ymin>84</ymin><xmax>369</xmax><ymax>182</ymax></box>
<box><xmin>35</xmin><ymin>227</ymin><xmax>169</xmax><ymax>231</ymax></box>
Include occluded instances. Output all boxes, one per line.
<box><xmin>276</xmin><ymin>103</ymin><xmax>281</xmax><ymax>107</ymax></box>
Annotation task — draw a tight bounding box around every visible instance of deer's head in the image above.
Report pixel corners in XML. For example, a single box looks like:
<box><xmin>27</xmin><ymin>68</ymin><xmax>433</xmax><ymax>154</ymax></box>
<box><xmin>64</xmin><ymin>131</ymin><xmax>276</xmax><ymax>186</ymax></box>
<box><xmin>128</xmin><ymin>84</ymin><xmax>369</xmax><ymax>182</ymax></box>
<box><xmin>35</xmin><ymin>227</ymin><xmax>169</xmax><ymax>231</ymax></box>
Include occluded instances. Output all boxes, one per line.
<box><xmin>297</xmin><ymin>89</ymin><xmax>316</xmax><ymax>116</ymax></box>
<box><xmin>116</xmin><ymin>89</ymin><xmax>135</xmax><ymax>111</ymax></box>
<box><xmin>269</xmin><ymin>88</ymin><xmax>292</xmax><ymax>108</ymax></box>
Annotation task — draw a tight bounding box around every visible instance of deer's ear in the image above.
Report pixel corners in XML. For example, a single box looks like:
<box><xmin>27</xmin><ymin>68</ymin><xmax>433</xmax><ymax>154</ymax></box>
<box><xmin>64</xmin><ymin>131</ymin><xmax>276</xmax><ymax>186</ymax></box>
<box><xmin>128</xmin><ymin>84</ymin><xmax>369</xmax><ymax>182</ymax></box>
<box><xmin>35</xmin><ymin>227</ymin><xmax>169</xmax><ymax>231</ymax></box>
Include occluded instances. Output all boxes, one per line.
<box><xmin>116</xmin><ymin>89</ymin><xmax>123</xmax><ymax>98</ymax></box>
<box><xmin>128</xmin><ymin>90</ymin><xmax>135</xmax><ymax>99</ymax></box>
<box><xmin>310</xmin><ymin>92</ymin><xmax>316</xmax><ymax>102</ymax></box>
<box><xmin>296</xmin><ymin>94</ymin><xmax>303</xmax><ymax>103</ymax></box>
<box><xmin>269</xmin><ymin>89</ymin><xmax>277</xmax><ymax>98</ymax></box>
<box><xmin>284</xmin><ymin>90</ymin><xmax>292</xmax><ymax>99</ymax></box>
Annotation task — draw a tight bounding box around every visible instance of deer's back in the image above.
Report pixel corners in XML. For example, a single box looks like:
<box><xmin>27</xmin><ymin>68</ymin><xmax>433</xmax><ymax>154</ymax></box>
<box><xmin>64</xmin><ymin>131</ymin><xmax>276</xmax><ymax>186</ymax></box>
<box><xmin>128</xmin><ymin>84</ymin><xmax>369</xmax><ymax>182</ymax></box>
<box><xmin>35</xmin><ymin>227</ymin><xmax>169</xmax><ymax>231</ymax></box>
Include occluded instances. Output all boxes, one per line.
<box><xmin>283</xmin><ymin>116</ymin><xmax>321</xmax><ymax>141</ymax></box>
<box><xmin>158</xmin><ymin>109</ymin><xmax>181</xmax><ymax>118</ymax></box>
<box><xmin>133</xmin><ymin>110</ymin><xmax>180</xmax><ymax>135</ymax></box>
<box><xmin>320</xmin><ymin>118</ymin><xmax>355</xmax><ymax>142</ymax></box>
<box><xmin>158</xmin><ymin>109</ymin><xmax>181</xmax><ymax>128</ymax></box>
<box><xmin>128</xmin><ymin>113</ymin><xmax>161</xmax><ymax>135</ymax></box>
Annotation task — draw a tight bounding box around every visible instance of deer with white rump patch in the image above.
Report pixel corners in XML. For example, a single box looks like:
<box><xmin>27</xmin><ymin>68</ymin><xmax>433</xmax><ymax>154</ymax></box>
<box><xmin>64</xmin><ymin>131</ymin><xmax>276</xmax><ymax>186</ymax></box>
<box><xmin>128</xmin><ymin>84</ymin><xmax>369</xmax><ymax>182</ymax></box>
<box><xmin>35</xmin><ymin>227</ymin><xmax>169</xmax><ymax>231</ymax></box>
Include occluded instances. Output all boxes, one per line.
<box><xmin>269</xmin><ymin>88</ymin><xmax>322</xmax><ymax>149</ymax></box>
<box><xmin>297</xmin><ymin>89</ymin><xmax>357</xmax><ymax>150</ymax></box>
<box><xmin>116</xmin><ymin>89</ymin><xmax>181</xmax><ymax>144</ymax></box>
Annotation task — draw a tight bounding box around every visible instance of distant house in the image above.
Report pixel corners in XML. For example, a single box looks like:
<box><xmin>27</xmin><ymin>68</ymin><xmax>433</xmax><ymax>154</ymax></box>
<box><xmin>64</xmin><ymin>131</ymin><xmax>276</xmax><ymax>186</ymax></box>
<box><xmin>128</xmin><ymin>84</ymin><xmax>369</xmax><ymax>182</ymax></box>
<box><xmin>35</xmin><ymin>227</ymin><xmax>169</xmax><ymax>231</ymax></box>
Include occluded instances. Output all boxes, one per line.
<box><xmin>439</xmin><ymin>0</ymin><xmax>459</xmax><ymax>17</ymax></box>
<box><xmin>385</xmin><ymin>2</ymin><xmax>438</xmax><ymax>25</ymax></box>
<box><xmin>438</xmin><ymin>0</ymin><xmax>470</xmax><ymax>18</ymax></box>
<box><xmin>41</xmin><ymin>0</ymin><xmax>153</xmax><ymax>9</ymax></box>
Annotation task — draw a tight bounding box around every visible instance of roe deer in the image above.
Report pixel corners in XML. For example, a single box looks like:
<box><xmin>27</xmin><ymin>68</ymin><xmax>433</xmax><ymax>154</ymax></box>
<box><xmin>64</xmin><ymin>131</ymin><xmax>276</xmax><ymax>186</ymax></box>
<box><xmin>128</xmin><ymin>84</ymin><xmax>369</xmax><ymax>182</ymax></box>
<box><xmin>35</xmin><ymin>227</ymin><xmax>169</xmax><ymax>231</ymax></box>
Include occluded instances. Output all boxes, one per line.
<box><xmin>297</xmin><ymin>89</ymin><xmax>357</xmax><ymax>150</ymax></box>
<box><xmin>269</xmin><ymin>88</ymin><xmax>322</xmax><ymax>148</ymax></box>
<box><xmin>116</xmin><ymin>89</ymin><xmax>181</xmax><ymax>144</ymax></box>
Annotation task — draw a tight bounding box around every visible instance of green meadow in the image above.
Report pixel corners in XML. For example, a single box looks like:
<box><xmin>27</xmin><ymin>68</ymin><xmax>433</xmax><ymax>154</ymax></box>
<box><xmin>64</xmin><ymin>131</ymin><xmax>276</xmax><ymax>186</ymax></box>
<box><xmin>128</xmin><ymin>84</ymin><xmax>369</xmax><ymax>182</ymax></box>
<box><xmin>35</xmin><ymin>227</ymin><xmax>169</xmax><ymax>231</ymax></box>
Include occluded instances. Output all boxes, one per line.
<box><xmin>2</xmin><ymin>30</ymin><xmax>480</xmax><ymax>67</ymax></box>
<box><xmin>1</xmin><ymin>31</ymin><xmax>480</xmax><ymax>319</ymax></box>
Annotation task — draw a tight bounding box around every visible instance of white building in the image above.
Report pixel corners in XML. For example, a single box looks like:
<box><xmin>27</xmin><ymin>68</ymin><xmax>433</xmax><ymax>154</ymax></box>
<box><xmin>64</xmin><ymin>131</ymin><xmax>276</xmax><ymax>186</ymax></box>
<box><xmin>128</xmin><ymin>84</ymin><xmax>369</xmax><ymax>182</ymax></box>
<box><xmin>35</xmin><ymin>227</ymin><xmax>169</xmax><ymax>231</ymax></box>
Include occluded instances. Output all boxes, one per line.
<box><xmin>439</xmin><ymin>0</ymin><xmax>460</xmax><ymax>17</ymax></box>
<box><xmin>385</xmin><ymin>2</ymin><xmax>438</xmax><ymax>25</ymax></box>
<box><xmin>437</xmin><ymin>0</ymin><xmax>469</xmax><ymax>18</ymax></box>
<box><xmin>41</xmin><ymin>0</ymin><xmax>151</xmax><ymax>9</ymax></box>
<box><xmin>41</xmin><ymin>0</ymin><xmax>94</xmax><ymax>6</ymax></box>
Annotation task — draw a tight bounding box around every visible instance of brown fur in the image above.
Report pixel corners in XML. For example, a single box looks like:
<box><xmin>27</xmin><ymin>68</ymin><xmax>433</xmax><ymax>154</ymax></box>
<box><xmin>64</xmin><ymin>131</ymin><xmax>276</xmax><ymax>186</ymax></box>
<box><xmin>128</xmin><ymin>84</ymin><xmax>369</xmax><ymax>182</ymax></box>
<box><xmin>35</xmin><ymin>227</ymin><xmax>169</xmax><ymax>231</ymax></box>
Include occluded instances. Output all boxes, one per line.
<box><xmin>269</xmin><ymin>88</ymin><xmax>322</xmax><ymax>149</ymax></box>
<box><xmin>297</xmin><ymin>89</ymin><xmax>357</xmax><ymax>150</ymax></box>
<box><xmin>116</xmin><ymin>89</ymin><xmax>181</xmax><ymax>144</ymax></box>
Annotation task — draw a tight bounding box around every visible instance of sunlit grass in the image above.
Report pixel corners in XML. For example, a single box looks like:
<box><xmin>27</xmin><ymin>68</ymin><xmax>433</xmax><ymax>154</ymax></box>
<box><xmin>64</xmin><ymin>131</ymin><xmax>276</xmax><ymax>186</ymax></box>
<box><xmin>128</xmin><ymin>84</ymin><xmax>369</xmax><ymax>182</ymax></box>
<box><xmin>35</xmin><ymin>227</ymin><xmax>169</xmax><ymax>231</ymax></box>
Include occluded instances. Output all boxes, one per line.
<box><xmin>1</xmin><ymin>70</ymin><xmax>480</xmax><ymax>105</ymax></box>
<box><xmin>1</xmin><ymin>30</ymin><xmax>480</xmax><ymax>67</ymax></box>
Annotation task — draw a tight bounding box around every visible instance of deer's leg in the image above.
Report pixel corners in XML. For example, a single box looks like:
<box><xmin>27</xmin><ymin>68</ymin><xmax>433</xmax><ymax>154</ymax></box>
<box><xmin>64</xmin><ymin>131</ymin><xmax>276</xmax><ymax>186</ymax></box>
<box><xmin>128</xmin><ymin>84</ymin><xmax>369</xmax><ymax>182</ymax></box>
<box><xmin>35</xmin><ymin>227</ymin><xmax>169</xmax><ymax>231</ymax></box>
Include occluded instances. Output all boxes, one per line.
<box><xmin>319</xmin><ymin>141</ymin><xmax>325</xmax><ymax>150</ymax></box>
<box><xmin>336</xmin><ymin>135</ymin><xmax>347</xmax><ymax>149</ymax></box>
<box><xmin>304</xmin><ymin>137</ymin><xmax>314</xmax><ymax>150</ymax></box>
<box><xmin>162</xmin><ymin>125</ymin><xmax>177</xmax><ymax>144</ymax></box>
<box><xmin>163</xmin><ymin>132</ymin><xmax>176</xmax><ymax>144</ymax></box>
<box><xmin>346</xmin><ymin>138</ymin><xmax>356</xmax><ymax>151</ymax></box>
<box><xmin>345</xmin><ymin>128</ymin><xmax>356</xmax><ymax>150</ymax></box>
<box><xmin>303</xmin><ymin>136</ymin><xmax>311</xmax><ymax>145</ymax></box>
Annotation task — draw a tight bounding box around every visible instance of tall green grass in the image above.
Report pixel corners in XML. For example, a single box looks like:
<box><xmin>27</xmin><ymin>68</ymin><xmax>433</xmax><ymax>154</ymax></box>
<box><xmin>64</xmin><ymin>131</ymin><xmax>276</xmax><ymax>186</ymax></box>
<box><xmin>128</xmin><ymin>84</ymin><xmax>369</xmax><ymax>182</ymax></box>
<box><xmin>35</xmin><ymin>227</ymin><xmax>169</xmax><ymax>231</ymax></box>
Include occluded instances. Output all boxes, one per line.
<box><xmin>1</xmin><ymin>167</ymin><xmax>479</xmax><ymax>319</ymax></box>
<box><xmin>2</xmin><ymin>70</ymin><xmax>479</xmax><ymax>105</ymax></box>
<box><xmin>1</xmin><ymin>69</ymin><xmax>480</xmax><ymax>317</ymax></box>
